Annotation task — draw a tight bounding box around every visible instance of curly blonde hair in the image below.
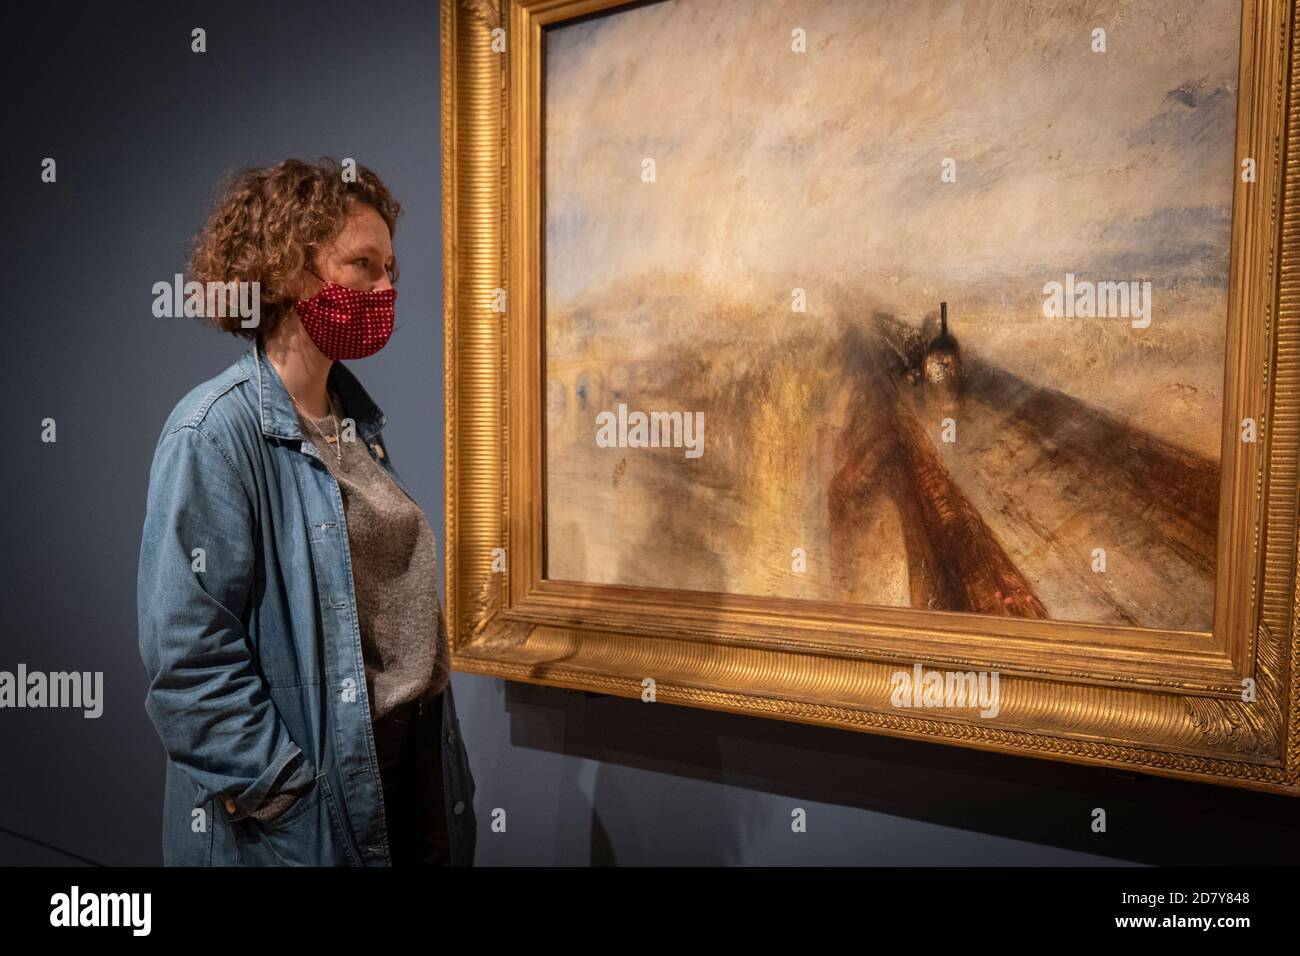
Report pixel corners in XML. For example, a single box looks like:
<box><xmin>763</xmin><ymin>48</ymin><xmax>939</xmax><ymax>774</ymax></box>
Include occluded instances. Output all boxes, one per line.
<box><xmin>187</xmin><ymin>157</ymin><xmax>402</xmax><ymax>339</ymax></box>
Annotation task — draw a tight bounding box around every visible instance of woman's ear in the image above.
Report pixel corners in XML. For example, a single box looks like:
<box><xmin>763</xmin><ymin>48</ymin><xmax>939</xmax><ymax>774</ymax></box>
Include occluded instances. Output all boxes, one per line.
<box><xmin>289</xmin><ymin>256</ymin><xmax>321</xmax><ymax>301</ymax></box>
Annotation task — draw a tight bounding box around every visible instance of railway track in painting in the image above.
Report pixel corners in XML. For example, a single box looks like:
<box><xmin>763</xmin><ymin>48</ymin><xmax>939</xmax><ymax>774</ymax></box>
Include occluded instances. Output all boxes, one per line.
<box><xmin>829</xmin><ymin>316</ymin><xmax>1220</xmax><ymax>628</ymax></box>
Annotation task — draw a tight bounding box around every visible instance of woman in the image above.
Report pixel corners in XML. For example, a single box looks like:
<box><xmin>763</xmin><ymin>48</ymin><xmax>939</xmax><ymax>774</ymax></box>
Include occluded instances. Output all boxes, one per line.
<box><xmin>137</xmin><ymin>157</ymin><xmax>476</xmax><ymax>866</ymax></box>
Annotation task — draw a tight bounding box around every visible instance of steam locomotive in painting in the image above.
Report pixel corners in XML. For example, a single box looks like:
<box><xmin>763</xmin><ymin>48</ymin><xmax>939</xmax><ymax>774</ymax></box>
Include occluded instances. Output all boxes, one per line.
<box><xmin>899</xmin><ymin>301</ymin><xmax>963</xmax><ymax>391</ymax></box>
<box><xmin>923</xmin><ymin>301</ymin><xmax>961</xmax><ymax>387</ymax></box>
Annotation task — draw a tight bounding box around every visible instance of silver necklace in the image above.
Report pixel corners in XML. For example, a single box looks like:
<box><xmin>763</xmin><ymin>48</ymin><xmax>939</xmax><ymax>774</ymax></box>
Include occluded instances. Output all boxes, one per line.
<box><xmin>289</xmin><ymin>389</ymin><xmax>344</xmax><ymax>469</ymax></box>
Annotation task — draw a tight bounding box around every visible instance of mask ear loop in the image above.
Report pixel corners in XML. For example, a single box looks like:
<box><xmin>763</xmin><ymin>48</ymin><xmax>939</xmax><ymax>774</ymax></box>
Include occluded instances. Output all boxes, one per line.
<box><xmin>298</xmin><ymin>263</ymin><xmax>328</xmax><ymax>302</ymax></box>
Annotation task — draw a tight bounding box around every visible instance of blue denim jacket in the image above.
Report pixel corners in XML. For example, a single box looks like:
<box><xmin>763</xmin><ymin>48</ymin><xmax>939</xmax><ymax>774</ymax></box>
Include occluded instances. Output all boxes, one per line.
<box><xmin>137</xmin><ymin>339</ymin><xmax>476</xmax><ymax>866</ymax></box>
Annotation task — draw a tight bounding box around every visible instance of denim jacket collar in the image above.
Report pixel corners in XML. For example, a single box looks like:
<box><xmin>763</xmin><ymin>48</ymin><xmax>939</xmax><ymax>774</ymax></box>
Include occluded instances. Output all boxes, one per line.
<box><xmin>239</xmin><ymin>339</ymin><xmax>387</xmax><ymax>443</ymax></box>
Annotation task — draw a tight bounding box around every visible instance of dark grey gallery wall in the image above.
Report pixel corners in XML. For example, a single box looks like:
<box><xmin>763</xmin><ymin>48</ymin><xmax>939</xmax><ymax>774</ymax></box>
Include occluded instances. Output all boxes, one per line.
<box><xmin>1</xmin><ymin>0</ymin><xmax>1296</xmax><ymax>866</ymax></box>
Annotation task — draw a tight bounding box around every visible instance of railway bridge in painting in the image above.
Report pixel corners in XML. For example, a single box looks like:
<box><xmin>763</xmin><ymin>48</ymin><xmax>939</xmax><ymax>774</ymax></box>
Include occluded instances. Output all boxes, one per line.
<box><xmin>828</xmin><ymin>315</ymin><xmax>1219</xmax><ymax>624</ymax></box>
<box><xmin>543</xmin><ymin>318</ymin><xmax>1219</xmax><ymax>628</ymax></box>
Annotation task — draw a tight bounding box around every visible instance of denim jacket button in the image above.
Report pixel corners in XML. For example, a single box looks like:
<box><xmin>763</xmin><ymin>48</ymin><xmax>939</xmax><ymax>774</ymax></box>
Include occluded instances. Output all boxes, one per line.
<box><xmin>224</xmin><ymin>798</ymin><xmax>236</xmax><ymax>815</ymax></box>
<box><xmin>453</xmin><ymin>800</ymin><xmax>465</xmax><ymax>815</ymax></box>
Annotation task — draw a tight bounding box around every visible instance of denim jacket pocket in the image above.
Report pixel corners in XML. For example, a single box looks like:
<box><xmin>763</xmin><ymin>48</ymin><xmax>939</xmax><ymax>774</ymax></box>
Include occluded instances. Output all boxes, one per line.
<box><xmin>230</xmin><ymin>772</ymin><xmax>361</xmax><ymax>867</ymax></box>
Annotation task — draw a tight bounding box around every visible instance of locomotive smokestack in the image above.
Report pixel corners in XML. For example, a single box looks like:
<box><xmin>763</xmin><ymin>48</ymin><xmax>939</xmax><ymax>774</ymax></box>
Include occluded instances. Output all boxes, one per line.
<box><xmin>940</xmin><ymin>301</ymin><xmax>948</xmax><ymax>337</ymax></box>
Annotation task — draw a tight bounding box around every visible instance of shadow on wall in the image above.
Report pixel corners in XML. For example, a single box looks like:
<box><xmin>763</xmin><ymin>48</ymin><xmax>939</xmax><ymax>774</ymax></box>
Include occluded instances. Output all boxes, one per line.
<box><xmin>496</xmin><ymin>679</ymin><xmax>1300</xmax><ymax>866</ymax></box>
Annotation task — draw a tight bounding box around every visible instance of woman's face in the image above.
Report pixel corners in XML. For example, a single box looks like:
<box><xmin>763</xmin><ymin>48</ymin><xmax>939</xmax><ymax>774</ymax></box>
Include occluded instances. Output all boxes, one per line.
<box><xmin>301</xmin><ymin>201</ymin><xmax>395</xmax><ymax>296</ymax></box>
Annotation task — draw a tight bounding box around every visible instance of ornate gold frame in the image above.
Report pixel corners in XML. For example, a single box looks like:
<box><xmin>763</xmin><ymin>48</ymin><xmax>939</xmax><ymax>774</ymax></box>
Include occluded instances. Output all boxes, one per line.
<box><xmin>442</xmin><ymin>0</ymin><xmax>1300</xmax><ymax>795</ymax></box>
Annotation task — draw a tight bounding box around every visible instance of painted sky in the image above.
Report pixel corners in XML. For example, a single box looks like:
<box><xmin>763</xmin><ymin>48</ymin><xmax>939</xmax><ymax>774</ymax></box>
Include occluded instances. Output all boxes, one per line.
<box><xmin>544</xmin><ymin>0</ymin><xmax>1241</xmax><ymax>305</ymax></box>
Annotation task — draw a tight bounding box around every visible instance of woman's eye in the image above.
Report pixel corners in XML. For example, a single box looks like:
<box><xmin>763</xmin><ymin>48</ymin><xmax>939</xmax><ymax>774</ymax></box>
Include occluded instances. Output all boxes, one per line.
<box><xmin>356</xmin><ymin>257</ymin><xmax>368</xmax><ymax>268</ymax></box>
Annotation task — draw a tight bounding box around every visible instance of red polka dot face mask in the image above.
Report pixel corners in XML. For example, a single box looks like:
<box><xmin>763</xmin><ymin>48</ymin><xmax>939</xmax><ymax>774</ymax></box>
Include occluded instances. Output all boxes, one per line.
<box><xmin>294</xmin><ymin>269</ymin><xmax>397</xmax><ymax>360</ymax></box>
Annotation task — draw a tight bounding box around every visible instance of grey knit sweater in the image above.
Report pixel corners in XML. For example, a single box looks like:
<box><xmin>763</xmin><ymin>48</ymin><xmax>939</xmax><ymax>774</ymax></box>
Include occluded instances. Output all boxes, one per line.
<box><xmin>235</xmin><ymin>387</ymin><xmax>449</xmax><ymax>823</ymax></box>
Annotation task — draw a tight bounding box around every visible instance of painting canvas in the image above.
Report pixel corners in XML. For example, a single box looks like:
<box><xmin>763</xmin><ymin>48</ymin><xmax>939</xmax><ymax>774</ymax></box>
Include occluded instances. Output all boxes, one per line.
<box><xmin>542</xmin><ymin>0</ymin><xmax>1240</xmax><ymax>633</ymax></box>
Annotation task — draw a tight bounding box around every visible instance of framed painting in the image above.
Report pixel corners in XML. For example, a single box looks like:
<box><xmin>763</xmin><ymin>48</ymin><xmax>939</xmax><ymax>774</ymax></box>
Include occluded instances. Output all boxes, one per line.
<box><xmin>442</xmin><ymin>0</ymin><xmax>1300</xmax><ymax>794</ymax></box>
